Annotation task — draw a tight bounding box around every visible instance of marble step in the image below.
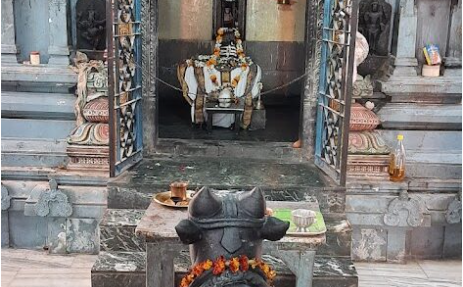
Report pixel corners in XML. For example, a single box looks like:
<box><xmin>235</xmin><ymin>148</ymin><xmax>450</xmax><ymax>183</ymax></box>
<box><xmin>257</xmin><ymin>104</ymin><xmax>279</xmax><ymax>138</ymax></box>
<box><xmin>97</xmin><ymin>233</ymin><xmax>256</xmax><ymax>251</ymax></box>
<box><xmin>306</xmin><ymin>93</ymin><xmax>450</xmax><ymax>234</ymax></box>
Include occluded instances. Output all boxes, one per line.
<box><xmin>1</xmin><ymin>118</ymin><xmax>76</xmax><ymax>139</ymax></box>
<box><xmin>1</xmin><ymin>91</ymin><xmax>75</xmax><ymax>120</ymax></box>
<box><xmin>1</xmin><ymin>137</ymin><xmax>69</xmax><ymax>168</ymax></box>
<box><xmin>91</xmin><ymin>251</ymin><xmax>358</xmax><ymax>287</ymax></box>
<box><xmin>377</xmin><ymin>103</ymin><xmax>462</xmax><ymax>130</ymax></box>
<box><xmin>100</xmin><ymin>209</ymin><xmax>146</xmax><ymax>252</ymax></box>
<box><xmin>155</xmin><ymin>138</ymin><xmax>305</xmax><ymax>162</ymax></box>
<box><xmin>1</xmin><ymin>64</ymin><xmax>78</xmax><ymax>93</ymax></box>
<box><xmin>99</xmin><ymin>209</ymin><xmax>351</xmax><ymax>257</ymax></box>
<box><xmin>107</xmin><ymin>155</ymin><xmax>339</xmax><ymax>210</ymax></box>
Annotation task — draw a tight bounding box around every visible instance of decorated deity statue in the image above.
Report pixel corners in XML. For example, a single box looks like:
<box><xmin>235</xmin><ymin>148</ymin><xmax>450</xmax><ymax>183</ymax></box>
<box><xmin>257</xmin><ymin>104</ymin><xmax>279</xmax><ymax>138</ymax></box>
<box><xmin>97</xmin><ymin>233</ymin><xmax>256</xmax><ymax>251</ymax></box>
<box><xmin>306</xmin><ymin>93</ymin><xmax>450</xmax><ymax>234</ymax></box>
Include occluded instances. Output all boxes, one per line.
<box><xmin>175</xmin><ymin>187</ymin><xmax>290</xmax><ymax>287</ymax></box>
<box><xmin>177</xmin><ymin>27</ymin><xmax>263</xmax><ymax>129</ymax></box>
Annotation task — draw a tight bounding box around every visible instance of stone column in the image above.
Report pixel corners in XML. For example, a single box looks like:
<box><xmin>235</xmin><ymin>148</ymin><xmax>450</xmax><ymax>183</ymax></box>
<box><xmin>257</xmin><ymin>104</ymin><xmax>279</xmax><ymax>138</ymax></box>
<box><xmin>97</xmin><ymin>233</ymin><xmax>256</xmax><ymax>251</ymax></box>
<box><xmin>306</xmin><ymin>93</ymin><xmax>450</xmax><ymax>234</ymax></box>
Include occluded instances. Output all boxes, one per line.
<box><xmin>444</xmin><ymin>0</ymin><xmax>462</xmax><ymax>76</ymax></box>
<box><xmin>48</xmin><ymin>0</ymin><xmax>70</xmax><ymax>65</ymax></box>
<box><xmin>392</xmin><ymin>0</ymin><xmax>418</xmax><ymax>76</ymax></box>
<box><xmin>1</xmin><ymin>0</ymin><xmax>18</xmax><ymax>63</ymax></box>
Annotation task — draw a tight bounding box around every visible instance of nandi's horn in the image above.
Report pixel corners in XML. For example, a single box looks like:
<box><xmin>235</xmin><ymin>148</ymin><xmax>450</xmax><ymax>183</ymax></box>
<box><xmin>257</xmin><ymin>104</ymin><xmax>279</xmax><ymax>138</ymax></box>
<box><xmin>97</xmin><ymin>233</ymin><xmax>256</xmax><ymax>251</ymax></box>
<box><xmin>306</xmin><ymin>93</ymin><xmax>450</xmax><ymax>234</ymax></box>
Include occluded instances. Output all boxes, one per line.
<box><xmin>239</xmin><ymin>187</ymin><xmax>266</xmax><ymax>218</ymax></box>
<box><xmin>189</xmin><ymin>186</ymin><xmax>222</xmax><ymax>218</ymax></box>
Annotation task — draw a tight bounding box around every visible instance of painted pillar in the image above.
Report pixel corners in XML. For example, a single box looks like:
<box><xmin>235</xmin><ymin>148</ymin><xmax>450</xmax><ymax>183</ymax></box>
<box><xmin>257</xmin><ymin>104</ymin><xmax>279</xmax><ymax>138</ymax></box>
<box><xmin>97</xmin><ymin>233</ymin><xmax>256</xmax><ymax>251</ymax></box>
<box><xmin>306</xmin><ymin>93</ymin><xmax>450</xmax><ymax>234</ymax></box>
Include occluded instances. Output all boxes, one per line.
<box><xmin>392</xmin><ymin>0</ymin><xmax>418</xmax><ymax>76</ymax></box>
<box><xmin>48</xmin><ymin>0</ymin><xmax>70</xmax><ymax>65</ymax></box>
<box><xmin>1</xmin><ymin>0</ymin><xmax>18</xmax><ymax>63</ymax></box>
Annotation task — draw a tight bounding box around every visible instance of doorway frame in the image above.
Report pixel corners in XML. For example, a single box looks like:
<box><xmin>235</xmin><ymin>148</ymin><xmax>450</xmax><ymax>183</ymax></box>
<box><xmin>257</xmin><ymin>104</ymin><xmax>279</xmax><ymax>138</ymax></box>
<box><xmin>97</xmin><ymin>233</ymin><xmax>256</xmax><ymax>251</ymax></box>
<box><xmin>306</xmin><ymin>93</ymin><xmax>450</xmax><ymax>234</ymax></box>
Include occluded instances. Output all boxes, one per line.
<box><xmin>140</xmin><ymin>0</ymin><xmax>324</xmax><ymax>158</ymax></box>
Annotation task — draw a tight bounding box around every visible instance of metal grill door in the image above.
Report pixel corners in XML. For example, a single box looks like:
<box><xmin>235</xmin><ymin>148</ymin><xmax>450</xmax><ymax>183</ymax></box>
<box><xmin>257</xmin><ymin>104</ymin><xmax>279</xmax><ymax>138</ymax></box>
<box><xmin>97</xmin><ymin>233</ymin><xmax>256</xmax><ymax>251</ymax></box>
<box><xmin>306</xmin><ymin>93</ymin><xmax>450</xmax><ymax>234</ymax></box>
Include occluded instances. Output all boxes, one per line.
<box><xmin>107</xmin><ymin>0</ymin><xmax>143</xmax><ymax>177</ymax></box>
<box><xmin>314</xmin><ymin>0</ymin><xmax>358</xmax><ymax>185</ymax></box>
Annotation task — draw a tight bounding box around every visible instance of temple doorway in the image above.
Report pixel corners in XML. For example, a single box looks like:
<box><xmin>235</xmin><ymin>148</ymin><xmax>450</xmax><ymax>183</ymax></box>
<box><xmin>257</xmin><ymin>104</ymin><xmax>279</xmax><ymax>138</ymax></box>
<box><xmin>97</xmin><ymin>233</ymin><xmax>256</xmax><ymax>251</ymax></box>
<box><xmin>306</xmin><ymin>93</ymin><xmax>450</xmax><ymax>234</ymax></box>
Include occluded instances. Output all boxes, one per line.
<box><xmin>108</xmin><ymin>0</ymin><xmax>358</xmax><ymax>185</ymax></box>
<box><xmin>155</xmin><ymin>1</ymin><xmax>306</xmax><ymax>143</ymax></box>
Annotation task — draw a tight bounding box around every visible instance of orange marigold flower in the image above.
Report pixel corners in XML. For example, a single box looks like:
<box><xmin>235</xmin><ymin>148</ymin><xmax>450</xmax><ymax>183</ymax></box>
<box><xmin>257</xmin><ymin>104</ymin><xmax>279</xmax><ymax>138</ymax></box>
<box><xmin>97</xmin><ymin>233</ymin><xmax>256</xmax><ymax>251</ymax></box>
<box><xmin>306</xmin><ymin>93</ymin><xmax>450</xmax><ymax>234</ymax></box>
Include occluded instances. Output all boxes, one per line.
<box><xmin>192</xmin><ymin>264</ymin><xmax>204</xmax><ymax>276</ymax></box>
<box><xmin>180</xmin><ymin>276</ymin><xmax>191</xmax><ymax>287</ymax></box>
<box><xmin>214</xmin><ymin>51</ymin><xmax>220</xmax><ymax>57</ymax></box>
<box><xmin>212</xmin><ymin>256</ymin><xmax>226</xmax><ymax>275</ymax></box>
<box><xmin>268</xmin><ymin>269</ymin><xmax>277</xmax><ymax>281</ymax></box>
<box><xmin>202</xmin><ymin>259</ymin><xmax>213</xmax><ymax>270</ymax></box>
<box><xmin>229</xmin><ymin>257</ymin><xmax>240</xmax><ymax>273</ymax></box>
<box><xmin>239</xmin><ymin>255</ymin><xmax>249</xmax><ymax>272</ymax></box>
<box><xmin>216</xmin><ymin>35</ymin><xmax>223</xmax><ymax>42</ymax></box>
<box><xmin>210</xmin><ymin>74</ymin><xmax>217</xmax><ymax>83</ymax></box>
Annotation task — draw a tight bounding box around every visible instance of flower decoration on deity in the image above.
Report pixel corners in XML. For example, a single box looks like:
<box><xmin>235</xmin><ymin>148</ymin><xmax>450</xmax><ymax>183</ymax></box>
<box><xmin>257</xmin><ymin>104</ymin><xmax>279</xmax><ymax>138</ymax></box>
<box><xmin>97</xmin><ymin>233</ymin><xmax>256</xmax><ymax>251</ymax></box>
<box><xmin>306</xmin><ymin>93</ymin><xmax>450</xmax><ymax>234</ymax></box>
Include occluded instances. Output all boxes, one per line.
<box><xmin>179</xmin><ymin>255</ymin><xmax>276</xmax><ymax>287</ymax></box>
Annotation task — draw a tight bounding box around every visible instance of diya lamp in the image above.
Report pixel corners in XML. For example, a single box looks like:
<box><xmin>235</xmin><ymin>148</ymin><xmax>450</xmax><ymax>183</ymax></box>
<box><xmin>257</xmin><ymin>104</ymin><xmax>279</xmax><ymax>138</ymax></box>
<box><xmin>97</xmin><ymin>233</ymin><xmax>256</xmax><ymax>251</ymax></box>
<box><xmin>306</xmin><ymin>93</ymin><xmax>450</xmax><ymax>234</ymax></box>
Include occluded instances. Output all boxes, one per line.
<box><xmin>277</xmin><ymin>0</ymin><xmax>292</xmax><ymax>5</ymax></box>
<box><xmin>170</xmin><ymin>181</ymin><xmax>188</xmax><ymax>203</ymax></box>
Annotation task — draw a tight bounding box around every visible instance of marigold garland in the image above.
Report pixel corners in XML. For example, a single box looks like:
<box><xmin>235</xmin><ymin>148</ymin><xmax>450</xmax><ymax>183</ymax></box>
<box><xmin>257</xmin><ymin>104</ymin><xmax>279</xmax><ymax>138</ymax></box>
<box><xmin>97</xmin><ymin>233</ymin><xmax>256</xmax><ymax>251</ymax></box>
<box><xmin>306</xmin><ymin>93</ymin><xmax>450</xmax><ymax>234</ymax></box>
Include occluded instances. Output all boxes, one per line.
<box><xmin>179</xmin><ymin>255</ymin><xmax>276</xmax><ymax>287</ymax></box>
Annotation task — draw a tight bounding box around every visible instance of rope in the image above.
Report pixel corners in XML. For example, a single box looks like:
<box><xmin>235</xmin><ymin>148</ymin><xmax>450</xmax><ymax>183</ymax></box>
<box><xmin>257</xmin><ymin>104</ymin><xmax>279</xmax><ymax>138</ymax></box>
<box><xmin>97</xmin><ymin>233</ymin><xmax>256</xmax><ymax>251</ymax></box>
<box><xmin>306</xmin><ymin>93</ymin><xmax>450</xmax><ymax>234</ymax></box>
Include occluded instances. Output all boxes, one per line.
<box><xmin>154</xmin><ymin>70</ymin><xmax>310</xmax><ymax>97</ymax></box>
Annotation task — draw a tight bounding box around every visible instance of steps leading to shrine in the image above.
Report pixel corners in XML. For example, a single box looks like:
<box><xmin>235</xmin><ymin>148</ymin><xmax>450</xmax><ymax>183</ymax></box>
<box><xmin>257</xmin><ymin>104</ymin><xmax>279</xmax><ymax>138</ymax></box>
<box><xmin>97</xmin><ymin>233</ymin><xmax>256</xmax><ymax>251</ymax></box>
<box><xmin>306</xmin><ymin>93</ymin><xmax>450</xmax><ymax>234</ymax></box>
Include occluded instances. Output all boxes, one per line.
<box><xmin>155</xmin><ymin>138</ymin><xmax>305</xmax><ymax>161</ymax></box>
<box><xmin>107</xmin><ymin>155</ymin><xmax>335</xmax><ymax>210</ymax></box>
<box><xmin>91</xmin><ymin>251</ymin><xmax>358</xmax><ymax>287</ymax></box>
<box><xmin>1</xmin><ymin>91</ymin><xmax>75</xmax><ymax>120</ymax></box>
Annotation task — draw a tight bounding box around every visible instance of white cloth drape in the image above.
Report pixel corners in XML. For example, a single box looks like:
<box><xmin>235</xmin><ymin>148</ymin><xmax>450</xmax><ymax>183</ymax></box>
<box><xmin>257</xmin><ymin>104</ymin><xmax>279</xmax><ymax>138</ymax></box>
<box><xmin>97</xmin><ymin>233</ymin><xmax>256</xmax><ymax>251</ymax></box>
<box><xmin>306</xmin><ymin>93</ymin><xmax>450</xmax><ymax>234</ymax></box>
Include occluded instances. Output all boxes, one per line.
<box><xmin>184</xmin><ymin>65</ymin><xmax>262</xmax><ymax>128</ymax></box>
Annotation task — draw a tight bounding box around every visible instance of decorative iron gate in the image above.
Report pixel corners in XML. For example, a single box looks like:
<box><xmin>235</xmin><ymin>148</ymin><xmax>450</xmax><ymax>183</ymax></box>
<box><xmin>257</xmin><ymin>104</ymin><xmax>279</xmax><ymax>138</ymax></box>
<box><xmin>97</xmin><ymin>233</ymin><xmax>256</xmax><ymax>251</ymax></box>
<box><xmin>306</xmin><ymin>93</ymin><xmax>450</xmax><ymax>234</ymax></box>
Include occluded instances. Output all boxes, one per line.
<box><xmin>107</xmin><ymin>0</ymin><xmax>143</xmax><ymax>177</ymax></box>
<box><xmin>314</xmin><ymin>0</ymin><xmax>359</xmax><ymax>185</ymax></box>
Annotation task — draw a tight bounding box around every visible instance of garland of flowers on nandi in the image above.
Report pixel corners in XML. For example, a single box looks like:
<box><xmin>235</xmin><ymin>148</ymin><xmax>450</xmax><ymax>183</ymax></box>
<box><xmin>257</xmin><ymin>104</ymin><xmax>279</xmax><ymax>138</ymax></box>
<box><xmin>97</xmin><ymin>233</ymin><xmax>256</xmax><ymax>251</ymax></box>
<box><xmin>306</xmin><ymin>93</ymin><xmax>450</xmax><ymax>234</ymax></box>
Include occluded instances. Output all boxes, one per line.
<box><xmin>179</xmin><ymin>255</ymin><xmax>277</xmax><ymax>287</ymax></box>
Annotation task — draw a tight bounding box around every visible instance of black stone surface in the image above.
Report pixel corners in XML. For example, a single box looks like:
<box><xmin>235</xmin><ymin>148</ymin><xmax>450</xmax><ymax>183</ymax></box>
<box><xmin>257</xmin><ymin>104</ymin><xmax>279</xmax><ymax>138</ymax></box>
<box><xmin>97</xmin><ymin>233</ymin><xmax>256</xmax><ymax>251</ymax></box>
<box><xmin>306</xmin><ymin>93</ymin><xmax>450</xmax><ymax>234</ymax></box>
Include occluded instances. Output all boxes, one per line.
<box><xmin>107</xmin><ymin>155</ymin><xmax>342</xmax><ymax>210</ymax></box>
<box><xmin>100</xmin><ymin>209</ymin><xmax>146</xmax><ymax>252</ymax></box>
<box><xmin>91</xmin><ymin>251</ymin><xmax>358</xmax><ymax>287</ymax></box>
<box><xmin>158</xmin><ymin>93</ymin><xmax>300</xmax><ymax>142</ymax></box>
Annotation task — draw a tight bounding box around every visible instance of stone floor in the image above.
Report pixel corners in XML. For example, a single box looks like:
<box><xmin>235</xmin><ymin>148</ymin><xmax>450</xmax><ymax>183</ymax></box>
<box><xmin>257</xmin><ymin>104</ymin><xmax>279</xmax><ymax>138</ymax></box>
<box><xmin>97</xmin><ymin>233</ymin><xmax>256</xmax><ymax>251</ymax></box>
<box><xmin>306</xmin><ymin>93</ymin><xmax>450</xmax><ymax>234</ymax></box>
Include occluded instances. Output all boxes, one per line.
<box><xmin>158</xmin><ymin>94</ymin><xmax>300</xmax><ymax>142</ymax></box>
<box><xmin>2</xmin><ymin>249</ymin><xmax>461</xmax><ymax>287</ymax></box>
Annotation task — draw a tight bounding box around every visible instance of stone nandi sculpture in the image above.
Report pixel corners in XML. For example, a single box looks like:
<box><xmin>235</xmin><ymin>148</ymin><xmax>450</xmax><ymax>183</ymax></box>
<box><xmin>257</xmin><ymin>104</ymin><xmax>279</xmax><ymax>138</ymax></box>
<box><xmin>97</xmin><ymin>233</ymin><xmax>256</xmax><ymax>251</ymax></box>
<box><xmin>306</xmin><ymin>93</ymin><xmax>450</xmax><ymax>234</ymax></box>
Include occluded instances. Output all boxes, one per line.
<box><xmin>175</xmin><ymin>187</ymin><xmax>290</xmax><ymax>287</ymax></box>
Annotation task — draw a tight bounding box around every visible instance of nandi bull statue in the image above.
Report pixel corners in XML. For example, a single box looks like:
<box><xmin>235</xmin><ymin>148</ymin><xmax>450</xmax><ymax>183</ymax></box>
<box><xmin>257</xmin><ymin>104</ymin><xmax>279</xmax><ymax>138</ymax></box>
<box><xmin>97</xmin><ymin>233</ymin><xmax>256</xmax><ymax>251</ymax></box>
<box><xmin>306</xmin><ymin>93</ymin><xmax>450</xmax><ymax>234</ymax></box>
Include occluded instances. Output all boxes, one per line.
<box><xmin>175</xmin><ymin>187</ymin><xmax>290</xmax><ymax>287</ymax></box>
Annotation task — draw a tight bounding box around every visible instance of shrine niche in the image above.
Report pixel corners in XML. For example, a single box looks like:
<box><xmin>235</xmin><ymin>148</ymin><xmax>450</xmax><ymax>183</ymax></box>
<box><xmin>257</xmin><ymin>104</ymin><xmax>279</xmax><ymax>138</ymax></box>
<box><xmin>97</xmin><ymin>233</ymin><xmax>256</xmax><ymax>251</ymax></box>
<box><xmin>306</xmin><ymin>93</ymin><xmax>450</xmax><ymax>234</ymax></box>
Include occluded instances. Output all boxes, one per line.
<box><xmin>357</xmin><ymin>0</ymin><xmax>392</xmax><ymax>78</ymax></box>
<box><xmin>75</xmin><ymin>0</ymin><xmax>106</xmax><ymax>59</ymax></box>
<box><xmin>213</xmin><ymin>0</ymin><xmax>247</xmax><ymax>39</ymax></box>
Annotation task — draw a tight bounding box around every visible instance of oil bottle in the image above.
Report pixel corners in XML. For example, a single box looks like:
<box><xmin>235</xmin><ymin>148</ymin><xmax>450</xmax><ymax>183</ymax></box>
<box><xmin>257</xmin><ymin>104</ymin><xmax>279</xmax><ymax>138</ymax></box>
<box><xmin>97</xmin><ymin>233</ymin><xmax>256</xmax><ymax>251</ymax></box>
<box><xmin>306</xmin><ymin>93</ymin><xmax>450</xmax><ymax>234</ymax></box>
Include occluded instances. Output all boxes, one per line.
<box><xmin>389</xmin><ymin>134</ymin><xmax>406</xmax><ymax>182</ymax></box>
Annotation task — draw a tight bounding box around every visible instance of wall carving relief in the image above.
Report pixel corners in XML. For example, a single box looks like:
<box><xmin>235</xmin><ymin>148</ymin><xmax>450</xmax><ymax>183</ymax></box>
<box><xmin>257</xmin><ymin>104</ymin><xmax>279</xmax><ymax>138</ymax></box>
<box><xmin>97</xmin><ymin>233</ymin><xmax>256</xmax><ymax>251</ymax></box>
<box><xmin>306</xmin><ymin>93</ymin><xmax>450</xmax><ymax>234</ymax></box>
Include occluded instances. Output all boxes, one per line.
<box><xmin>384</xmin><ymin>191</ymin><xmax>426</xmax><ymax>227</ymax></box>
<box><xmin>35</xmin><ymin>179</ymin><xmax>73</xmax><ymax>218</ymax></box>
<box><xmin>1</xmin><ymin>184</ymin><xmax>11</xmax><ymax>211</ymax></box>
<box><xmin>352</xmin><ymin>228</ymin><xmax>387</xmax><ymax>261</ymax></box>
<box><xmin>446</xmin><ymin>192</ymin><xmax>462</xmax><ymax>224</ymax></box>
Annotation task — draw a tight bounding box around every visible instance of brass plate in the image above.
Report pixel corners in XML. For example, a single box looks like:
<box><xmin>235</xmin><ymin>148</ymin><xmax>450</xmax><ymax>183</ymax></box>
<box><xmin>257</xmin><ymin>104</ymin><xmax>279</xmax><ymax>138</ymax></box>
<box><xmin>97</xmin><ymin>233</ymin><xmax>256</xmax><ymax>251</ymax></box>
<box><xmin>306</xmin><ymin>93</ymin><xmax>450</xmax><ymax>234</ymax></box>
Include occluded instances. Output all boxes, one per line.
<box><xmin>152</xmin><ymin>190</ymin><xmax>195</xmax><ymax>208</ymax></box>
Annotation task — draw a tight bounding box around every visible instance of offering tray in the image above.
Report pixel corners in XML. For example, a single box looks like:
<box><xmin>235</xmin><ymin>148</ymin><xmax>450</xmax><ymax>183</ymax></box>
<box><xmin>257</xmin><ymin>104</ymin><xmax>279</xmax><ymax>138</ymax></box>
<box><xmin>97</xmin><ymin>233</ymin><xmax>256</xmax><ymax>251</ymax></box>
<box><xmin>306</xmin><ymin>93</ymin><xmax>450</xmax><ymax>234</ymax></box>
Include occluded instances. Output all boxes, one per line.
<box><xmin>152</xmin><ymin>190</ymin><xmax>195</xmax><ymax>208</ymax></box>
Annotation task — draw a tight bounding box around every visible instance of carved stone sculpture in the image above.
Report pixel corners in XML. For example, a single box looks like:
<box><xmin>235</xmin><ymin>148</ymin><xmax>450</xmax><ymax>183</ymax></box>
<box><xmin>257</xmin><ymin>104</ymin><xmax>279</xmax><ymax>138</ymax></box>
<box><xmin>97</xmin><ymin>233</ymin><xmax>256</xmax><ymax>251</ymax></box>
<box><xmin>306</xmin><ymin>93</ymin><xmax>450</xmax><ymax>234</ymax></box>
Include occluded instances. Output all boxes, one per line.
<box><xmin>67</xmin><ymin>52</ymin><xmax>109</xmax><ymax>171</ymax></box>
<box><xmin>446</xmin><ymin>192</ymin><xmax>462</xmax><ymax>224</ymax></box>
<box><xmin>35</xmin><ymin>179</ymin><xmax>73</xmax><ymax>218</ymax></box>
<box><xmin>358</xmin><ymin>0</ymin><xmax>392</xmax><ymax>56</ymax></box>
<box><xmin>384</xmin><ymin>191</ymin><xmax>426</xmax><ymax>227</ymax></box>
<box><xmin>175</xmin><ymin>187</ymin><xmax>289</xmax><ymax>287</ymax></box>
<box><xmin>76</xmin><ymin>0</ymin><xmax>106</xmax><ymax>51</ymax></box>
<box><xmin>1</xmin><ymin>184</ymin><xmax>11</xmax><ymax>211</ymax></box>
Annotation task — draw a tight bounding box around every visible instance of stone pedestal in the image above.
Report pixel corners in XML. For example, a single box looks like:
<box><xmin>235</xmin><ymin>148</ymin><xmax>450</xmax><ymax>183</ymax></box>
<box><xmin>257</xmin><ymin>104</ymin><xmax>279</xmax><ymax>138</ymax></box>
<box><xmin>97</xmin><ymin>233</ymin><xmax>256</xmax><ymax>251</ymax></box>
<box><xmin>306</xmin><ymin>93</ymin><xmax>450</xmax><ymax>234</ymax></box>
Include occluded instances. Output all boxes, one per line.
<box><xmin>1</xmin><ymin>0</ymin><xmax>18</xmax><ymax>64</ymax></box>
<box><xmin>66</xmin><ymin>145</ymin><xmax>109</xmax><ymax>171</ymax></box>
<box><xmin>48</xmin><ymin>0</ymin><xmax>70</xmax><ymax>66</ymax></box>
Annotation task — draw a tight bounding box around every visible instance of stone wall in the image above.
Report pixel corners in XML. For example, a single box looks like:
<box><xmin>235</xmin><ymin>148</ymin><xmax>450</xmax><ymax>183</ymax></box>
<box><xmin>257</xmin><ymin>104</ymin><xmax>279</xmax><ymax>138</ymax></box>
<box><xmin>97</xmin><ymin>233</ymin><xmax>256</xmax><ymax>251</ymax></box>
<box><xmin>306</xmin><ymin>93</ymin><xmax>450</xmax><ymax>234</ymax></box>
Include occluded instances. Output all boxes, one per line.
<box><xmin>347</xmin><ymin>0</ymin><xmax>462</xmax><ymax>263</ymax></box>
<box><xmin>1</xmin><ymin>0</ymin><xmax>108</xmax><ymax>254</ymax></box>
<box><xmin>156</xmin><ymin>0</ymin><xmax>306</xmax><ymax>97</ymax></box>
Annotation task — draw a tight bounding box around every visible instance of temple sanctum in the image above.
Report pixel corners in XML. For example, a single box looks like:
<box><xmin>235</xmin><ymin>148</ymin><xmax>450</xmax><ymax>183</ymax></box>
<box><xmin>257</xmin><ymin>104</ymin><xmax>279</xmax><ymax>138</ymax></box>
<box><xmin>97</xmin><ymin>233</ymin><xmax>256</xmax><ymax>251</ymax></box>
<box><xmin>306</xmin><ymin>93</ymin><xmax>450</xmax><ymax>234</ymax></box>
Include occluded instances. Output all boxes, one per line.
<box><xmin>0</xmin><ymin>0</ymin><xmax>461</xmax><ymax>286</ymax></box>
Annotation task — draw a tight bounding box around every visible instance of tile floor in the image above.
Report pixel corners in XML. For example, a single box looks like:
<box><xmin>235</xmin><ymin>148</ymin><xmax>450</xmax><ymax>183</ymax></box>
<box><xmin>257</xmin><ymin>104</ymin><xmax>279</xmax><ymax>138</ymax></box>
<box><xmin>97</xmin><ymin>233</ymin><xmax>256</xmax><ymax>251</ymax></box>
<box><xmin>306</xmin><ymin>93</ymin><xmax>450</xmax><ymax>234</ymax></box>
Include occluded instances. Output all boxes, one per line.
<box><xmin>1</xmin><ymin>249</ymin><xmax>461</xmax><ymax>287</ymax></box>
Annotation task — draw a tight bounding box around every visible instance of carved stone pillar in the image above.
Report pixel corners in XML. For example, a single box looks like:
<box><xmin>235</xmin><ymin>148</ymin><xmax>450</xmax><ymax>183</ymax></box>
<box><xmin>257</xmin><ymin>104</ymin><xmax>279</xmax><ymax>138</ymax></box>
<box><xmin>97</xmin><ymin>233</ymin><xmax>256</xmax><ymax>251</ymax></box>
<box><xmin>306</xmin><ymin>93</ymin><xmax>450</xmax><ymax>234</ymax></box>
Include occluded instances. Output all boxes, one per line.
<box><xmin>392</xmin><ymin>0</ymin><xmax>418</xmax><ymax>76</ymax></box>
<box><xmin>48</xmin><ymin>0</ymin><xmax>70</xmax><ymax>65</ymax></box>
<box><xmin>444</xmin><ymin>0</ymin><xmax>462</xmax><ymax>76</ymax></box>
<box><xmin>1</xmin><ymin>0</ymin><xmax>18</xmax><ymax>63</ymax></box>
